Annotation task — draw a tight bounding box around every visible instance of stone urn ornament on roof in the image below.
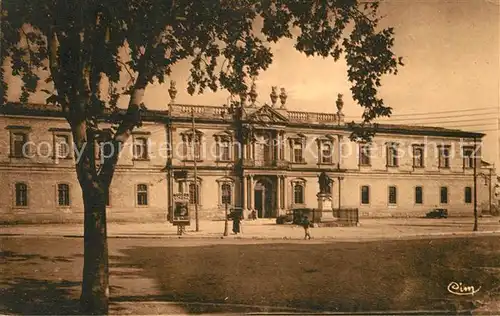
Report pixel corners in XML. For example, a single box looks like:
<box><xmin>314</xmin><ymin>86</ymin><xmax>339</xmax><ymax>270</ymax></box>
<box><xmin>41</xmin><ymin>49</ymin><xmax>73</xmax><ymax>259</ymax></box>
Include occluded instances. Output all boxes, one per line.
<box><xmin>279</xmin><ymin>88</ymin><xmax>287</xmax><ymax>109</ymax></box>
<box><xmin>270</xmin><ymin>86</ymin><xmax>278</xmax><ymax>107</ymax></box>
<box><xmin>249</xmin><ymin>82</ymin><xmax>258</xmax><ymax>107</ymax></box>
<box><xmin>336</xmin><ymin>93</ymin><xmax>343</xmax><ymax>113</ymax></box>
<box><xmin>168</xmin><ymin>80</ymin><xmax>177</xmax><ymax>104</ymax></box>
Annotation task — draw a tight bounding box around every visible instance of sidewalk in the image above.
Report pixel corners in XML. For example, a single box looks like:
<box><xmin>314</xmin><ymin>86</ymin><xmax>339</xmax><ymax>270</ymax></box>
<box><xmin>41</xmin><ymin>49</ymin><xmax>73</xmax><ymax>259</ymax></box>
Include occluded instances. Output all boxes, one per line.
<box><xmin>1</xmin><ymin>217</ymin><xmax>499</xmax><ymax>241</ymax></box>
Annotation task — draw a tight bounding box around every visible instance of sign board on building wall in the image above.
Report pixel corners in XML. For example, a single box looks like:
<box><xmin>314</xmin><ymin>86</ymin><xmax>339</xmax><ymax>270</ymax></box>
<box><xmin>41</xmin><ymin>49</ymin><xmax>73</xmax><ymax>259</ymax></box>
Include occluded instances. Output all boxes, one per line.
<box><xmin>172</xmin><ymin>193</ymin><xmax>190</xmax><ymax>225</ymax></box>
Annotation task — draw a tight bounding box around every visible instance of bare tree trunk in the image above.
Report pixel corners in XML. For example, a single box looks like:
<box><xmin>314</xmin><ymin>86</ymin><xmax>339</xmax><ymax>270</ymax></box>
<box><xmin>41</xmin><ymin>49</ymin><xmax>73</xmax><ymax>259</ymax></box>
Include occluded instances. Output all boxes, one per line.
<box><xmin>71</xmin><ymin>118</ymin><xmax>110</xmax><ymax>315</ymax></box>
<box><xmin>73</xmin><ymin>79</ymin><xmax>145</xmax><ymax>315</ymax></box>
<box><xmin>80</xmin><ymin>183</ymin><xmax>109</xmax><ymax>315</ymax></box>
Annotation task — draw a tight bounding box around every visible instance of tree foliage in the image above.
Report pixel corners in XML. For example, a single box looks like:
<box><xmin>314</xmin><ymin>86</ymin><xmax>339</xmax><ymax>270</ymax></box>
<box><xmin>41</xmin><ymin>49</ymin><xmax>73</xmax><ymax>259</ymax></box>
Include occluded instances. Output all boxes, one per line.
<box><xmin>1</xmin><ymin>0</ymin><xmax>402</xmax><ymax>130</ymax></box>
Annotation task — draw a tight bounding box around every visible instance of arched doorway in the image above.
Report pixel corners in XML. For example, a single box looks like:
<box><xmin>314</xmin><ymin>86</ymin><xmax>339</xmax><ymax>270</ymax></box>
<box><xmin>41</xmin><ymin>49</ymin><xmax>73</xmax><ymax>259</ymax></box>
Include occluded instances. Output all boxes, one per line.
<box><xmin>254</xmin><ymin>178</ymin><xmax>275</xmax><ymax>218</ymax></box>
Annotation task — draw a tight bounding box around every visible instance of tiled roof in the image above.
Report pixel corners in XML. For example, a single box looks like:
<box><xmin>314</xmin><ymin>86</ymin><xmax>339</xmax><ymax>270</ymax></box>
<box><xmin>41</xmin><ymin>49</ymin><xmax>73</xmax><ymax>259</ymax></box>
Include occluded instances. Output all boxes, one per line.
<box><xmin>0</xmin><ymin>102</ymin><xmax>485</xmax><ymax>138</ymax></box>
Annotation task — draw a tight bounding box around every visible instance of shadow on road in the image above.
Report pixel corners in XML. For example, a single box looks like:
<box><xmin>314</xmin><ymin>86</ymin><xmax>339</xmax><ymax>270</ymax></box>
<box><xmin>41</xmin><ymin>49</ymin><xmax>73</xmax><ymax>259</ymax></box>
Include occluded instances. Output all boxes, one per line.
<box><xmin>110</xmin><ymin>238</ymin><xmax>500</xmax><ymax>314</ymax></box>
<box><xmin>0</xmin><ymin>277</ymin><xmax>81</xmax><ymax>315</ymax></box>
<box><xmin>1</xmin><ymin>237</ymin><xmax>499</xmax><ymax>314</ymax></box>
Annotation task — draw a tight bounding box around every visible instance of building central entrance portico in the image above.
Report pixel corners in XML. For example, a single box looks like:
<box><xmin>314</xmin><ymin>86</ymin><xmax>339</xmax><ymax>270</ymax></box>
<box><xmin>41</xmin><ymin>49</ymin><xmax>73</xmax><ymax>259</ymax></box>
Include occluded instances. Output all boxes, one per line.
<box><xmin>246</xmin><ymin>175</ymin><xmax>287</xmax><ymax>219</ymax></box>
<box><xmin>254</xmin><ymin>177</ymin><xmax>275</xmax><ymax>218</ymax></box>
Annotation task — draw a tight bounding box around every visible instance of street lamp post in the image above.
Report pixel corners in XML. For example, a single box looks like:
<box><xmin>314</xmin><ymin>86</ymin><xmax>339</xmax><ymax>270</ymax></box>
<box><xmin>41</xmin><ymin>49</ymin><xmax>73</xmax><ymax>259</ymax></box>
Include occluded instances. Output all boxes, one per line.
<box><xmin>473</xmin><ymin>137</ymin><xmax>478</xmax><ymax>232</ymax></box>
<box><xmin>477</xmin><ymin>170</ymin><xmax>493</xmax><ymax>216</ymax></box>
<box><xmin>191</xmin><ymin>109</ymin><xmax>200</xmax><ymax>232</ymax></box>
<box><xmin>167</xmin><ymin>81</ymin><xmax>177</xmax><ymax>222</ymax></box>
<box><xmin>221</xmin><ymin>94</ymin><xmax>247</xmax><ymax>219</ymax></box>
<box><xmin>224</xmin><ymin>202</ymin><xmax>229</xmax><ymax>236</ymax></box>
<box><xmin>223</xmin><ymin>161</ymin><xmax>234</xmax><ymax>237</ymax></box>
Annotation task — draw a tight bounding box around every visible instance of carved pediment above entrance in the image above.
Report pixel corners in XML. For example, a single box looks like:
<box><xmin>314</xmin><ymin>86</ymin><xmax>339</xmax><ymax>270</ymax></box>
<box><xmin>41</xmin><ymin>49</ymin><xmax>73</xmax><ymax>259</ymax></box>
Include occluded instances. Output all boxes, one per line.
<box><xmin>247</xmin><ymin>104</ymin><xmax>288</xmax><ymax>125</ymax></box>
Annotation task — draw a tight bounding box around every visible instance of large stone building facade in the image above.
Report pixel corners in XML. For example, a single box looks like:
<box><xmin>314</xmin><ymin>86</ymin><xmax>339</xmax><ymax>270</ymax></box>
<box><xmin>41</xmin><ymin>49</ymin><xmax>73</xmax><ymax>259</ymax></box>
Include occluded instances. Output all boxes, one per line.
<box><xmin>0</xmin><ymin>93</ymin><xmax>496</xmax><ymax>223</ymax></box>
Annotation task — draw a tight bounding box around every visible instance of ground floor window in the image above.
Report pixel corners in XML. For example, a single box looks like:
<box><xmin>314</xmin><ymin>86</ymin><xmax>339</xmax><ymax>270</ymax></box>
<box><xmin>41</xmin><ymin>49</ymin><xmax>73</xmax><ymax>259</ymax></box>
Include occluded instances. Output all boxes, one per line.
<box><xmin>415</xmin><ymin>186</ymin><xmax>423</xmax><ymax>204</ymax></box>
<box><xmin>15</xmin><ymin>182</ymin><xmax>28</xmax><ymax>206</ymax></box>
<box><xmin>292</xmin><ymin>182</ymin><xmax>305</xmax><ymax>204</ymax></box>
<box><xmin>464</xmin><ymin>186</ymin><xmax>472</xmax><ymax>204</ymax></box>
<box><xmin>137</xmin><ymin>184</ymin><xmax>148</xmax><ymax>206</ymax></box>
<box><xmin>57</xmin><ymin>183</ymin><xmax>70</xmax><ymax>206</ymax></box>
<box><xmin>361</xmin><ymin>186</ymin><xmax>370</xmax><ymax>204</ymax></box>
<box><xmin>221</xmin><ymin>183</ymin><xmax>232</xmax><ymax>205</ymax></box>
<box><xmin>105</xmin><ymin>188</ymin><xmax>110</xmax><ymax>207</ymax></box>
<box><xmin>388</xmin><ymin>186</ymin><xmax>397</xmax><ymax>205</ymax></box>
<box><xmin>440</xmin><ymin>186</ymin><xmax>448</xmax><ymax>204</ymax></box>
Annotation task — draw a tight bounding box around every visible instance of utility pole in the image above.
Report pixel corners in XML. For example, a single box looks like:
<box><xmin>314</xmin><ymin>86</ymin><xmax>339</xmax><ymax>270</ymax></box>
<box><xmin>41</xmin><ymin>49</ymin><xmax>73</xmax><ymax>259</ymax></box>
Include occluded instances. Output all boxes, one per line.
<box><xmin>489</xmin><ymin>168</ymin><xmax>492</xmax><ymax>215</ymax></box>
<box><xmin>224</xmin><ymin>202</ymin><xmax>229</xmax><ymax>236</ymax></box>
<box><xmin>473</xmin><ymin>137</ymin><xmax>478</xmax><ymax>232</ymax></box>
<box><xmin>167</xmin><ymin>80</ymin><xmax>177</xmax><ymax>223</ymax></box>
<box><xmin>337</xmin><ymin>176</ymin><xmax>344</xmax><ymax>210</ymax></box>
<box><xmin>191</xmin><ymin>109</ymin><xmax>199</xmax><ymax>232</ymax></box>
<box><xmin>236</xmin><ymin>104</ymin><xmax>245</xmax><ymax>217</ymax></box>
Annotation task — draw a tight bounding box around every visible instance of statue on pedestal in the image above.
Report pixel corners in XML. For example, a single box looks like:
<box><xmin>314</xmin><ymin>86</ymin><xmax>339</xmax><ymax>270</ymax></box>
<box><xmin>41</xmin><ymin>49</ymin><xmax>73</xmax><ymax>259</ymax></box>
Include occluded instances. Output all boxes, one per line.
<box><xmin>318</xmin><ymin>171</ymin><xmax>332</xmax><ymax>195</ymax></box>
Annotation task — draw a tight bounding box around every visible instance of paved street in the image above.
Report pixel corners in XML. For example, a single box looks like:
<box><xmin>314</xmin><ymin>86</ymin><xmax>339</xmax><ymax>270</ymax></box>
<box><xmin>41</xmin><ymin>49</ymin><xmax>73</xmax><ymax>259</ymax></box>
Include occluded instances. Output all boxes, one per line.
<box><xmin>1</xmin><ymin>217</ymin><xmax>499</xmax><ymax>241</ymax></box>
<box><xmin>1</xmin><ymin>219</ymin><xmax>500</xmax><ymax>315</ymax></box>
<box><xmin>1</xmin><ymin>217</ymin><xmax>499</xmax><ymax>314</ymax></box>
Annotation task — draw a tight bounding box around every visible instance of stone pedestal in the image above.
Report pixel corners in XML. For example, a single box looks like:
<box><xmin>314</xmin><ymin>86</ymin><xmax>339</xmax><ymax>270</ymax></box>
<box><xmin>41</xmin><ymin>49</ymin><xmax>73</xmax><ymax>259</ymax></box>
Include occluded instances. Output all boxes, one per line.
<box><xmin>317</xmin><ymin>193</ymin><xmax>335</xmax><ymax>222</ymax></box>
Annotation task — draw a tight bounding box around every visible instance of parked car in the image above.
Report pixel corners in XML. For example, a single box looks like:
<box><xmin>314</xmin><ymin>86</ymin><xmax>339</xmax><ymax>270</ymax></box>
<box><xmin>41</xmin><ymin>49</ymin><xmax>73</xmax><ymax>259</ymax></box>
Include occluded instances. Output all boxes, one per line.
<box><xmin>275</xmin><ymin>213</ymin><xmax>293</xmax><ymax>224</ymax></box>
<box><xmin>425</xmin><ymin>208</ymin><xmax>448</xmax><ymax>219</ymax></box>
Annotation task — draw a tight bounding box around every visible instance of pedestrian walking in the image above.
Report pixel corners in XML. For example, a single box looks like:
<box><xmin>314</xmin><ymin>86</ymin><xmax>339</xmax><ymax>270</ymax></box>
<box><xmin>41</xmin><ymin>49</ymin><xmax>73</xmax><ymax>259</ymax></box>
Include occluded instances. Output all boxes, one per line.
<box><xmin>302</xmin><ymin>216</ymin><xmax>311</xmax><ymax>240</ymax></box>
<box><xmin>230</xmin><ymin>210</ymin><xmax>242</xmax><ymax>234</ymax></box>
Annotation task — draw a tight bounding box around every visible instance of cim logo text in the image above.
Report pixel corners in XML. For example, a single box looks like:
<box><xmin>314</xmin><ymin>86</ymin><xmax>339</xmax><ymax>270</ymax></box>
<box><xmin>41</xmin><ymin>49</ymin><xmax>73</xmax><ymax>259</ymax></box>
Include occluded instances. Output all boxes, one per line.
<box><xmin>447</xmin><ymin>282</ymin><xmax>481</xmax><ymax>296</ymax></box>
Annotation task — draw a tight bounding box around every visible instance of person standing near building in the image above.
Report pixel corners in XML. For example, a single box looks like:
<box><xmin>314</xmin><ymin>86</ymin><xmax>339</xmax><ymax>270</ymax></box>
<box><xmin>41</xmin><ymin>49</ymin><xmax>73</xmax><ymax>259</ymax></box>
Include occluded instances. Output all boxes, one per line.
<box><xmin>302</xmin><ymin>216</ymin><xmax>311</xmax><ymax>240</ymax></box>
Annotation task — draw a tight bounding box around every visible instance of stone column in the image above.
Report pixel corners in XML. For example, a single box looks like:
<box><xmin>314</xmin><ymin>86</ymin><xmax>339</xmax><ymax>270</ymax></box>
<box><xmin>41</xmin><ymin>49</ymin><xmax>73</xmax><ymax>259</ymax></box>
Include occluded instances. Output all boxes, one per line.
<box><xmin>337</xmin><ymin>135</ymin><xmax>343</xmax><ymax>169</ymax></box>
<box><xmin>249</xmin><ymin>175</ymin><xmax>254</xmax><ymax>212</ymax></box>
<box><xmin>280</xmin><ymin>131</ymin><xmax>285</xmax><ymax>160</ymax></box>
<box><xmin>283</xmin><ymin>176</ymin><xmax>288</xmax><ymax>211</ymax></box>
<box><xmin>276</xmin><ymin>176</ymin><xmax>281</xmax><ymax>216</ymax></box>
<box><xmin>241</xmin><ymin>175</ymin><xmax>247</xmax><ymax>218</ymax></box>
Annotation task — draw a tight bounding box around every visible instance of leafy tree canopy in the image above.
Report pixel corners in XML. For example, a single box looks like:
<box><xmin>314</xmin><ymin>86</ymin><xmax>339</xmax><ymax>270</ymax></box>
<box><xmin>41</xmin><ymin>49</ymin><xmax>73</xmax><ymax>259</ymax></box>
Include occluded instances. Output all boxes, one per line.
<box><xmin>1</xmin><ymin>0</ymin><xmax>403</xmax><ymax>140</ymax></box>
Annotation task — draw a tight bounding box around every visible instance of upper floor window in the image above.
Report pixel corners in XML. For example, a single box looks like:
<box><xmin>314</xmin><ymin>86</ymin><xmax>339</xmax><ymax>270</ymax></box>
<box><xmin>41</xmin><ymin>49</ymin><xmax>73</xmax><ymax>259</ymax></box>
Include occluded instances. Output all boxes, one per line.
<box><xmin>320</xmin><ymin>142</ymin><xmax>333</xmax><ymax>164</ymax></box>
<box><xmin>54</xmin><ymin>134</ymin><xmax>71</xmax><ymax>159</ymax></box>
<box><xmin>96</xmin><ymin>141</ymin><xmax>114</xmax><ymax>161</ymax></box>
<box><xmin>137</xmin><ymin>184</ymin><xmax>148</xmax><ymax>206</ymax></box>
<box><xmin>57</xmin><ymin>183</ymin><xmax>70</xmax><ymax>206</ymax></box>
<box><xmin>415</xmin><ymin>186</ymin><xmax>423</xmax><ymax>204</ymax></box>
<box><xmin>182</xmin><ymin>132</ymin><xmax>202</xmax><ymax>161</ymax></box>
<box><xmin>217</xmin><ymin>140</ymin><xmax>231</xmax><ymax>161</ymax></box>
<box><xmin>386</xmin><ymin>143</ymin><xmax>399</xmax><ymax>167</ymax></box>
<box><xmin>292</xmin><ymin>141</ymin><xmax>304</xmax><ymax>163</ymax></box>
<box><xmin>463</xmin><ymin>147</ymin><xmax>474</xmax><ymax>169</ymax></box>
<box><xmin>388</xmin><ymin>186</ymin><xmax>397</xmax><ymax>205</ymax></box>
<box><xmin>288</xmin><ymin>135</ymin><xmax>306</xmax><ymax>163</ymax></box>
<box><xmin>440</xmin><ymin>186</ymin><xmax>448</xmax><ymax>204</ymax></box>
<box><xmin>361</xmin><ymin>186</ymin><xmax>370</xmax><ymax>204</ymax></box>
<box><xmin>464</xmin><ymin>186</ymin><xmax>472</xmax><ymax>204</ymax></box>
<box><xmin>438</xmin><ymin>146</ymin><xmax>450</xmax><ymax>168</ymax></box>
<box><xmin>133</xmin><ymin>137</ymin><xmax>149</xmax><ymax>160</ymax></box>
<box><xmin>11</xmin><ymin>132</ymin><xmax>28</xmax><ymax>158</ymax></box>
<box><xmin>15</xmin><ymin>182</ymin><xmax>28</xmax><ymax>207</ymax></box>
<box><xmin>359</xmin><ymin>144</ymin><xmax>371</xmax><ymax>166</ymax></box>
<box><xmin>413</xmin><ymin>146</ymin><xmax>424</xmax><ymax>168</ymax></box>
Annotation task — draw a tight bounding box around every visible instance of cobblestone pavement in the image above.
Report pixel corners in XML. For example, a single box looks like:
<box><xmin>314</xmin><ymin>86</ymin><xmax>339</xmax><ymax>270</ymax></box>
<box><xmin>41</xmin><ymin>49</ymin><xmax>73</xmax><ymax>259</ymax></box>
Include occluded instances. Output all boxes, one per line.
<box><xmin>1</xmin><ymin>217</ymin><xmax>499</xmax><ymax>241</ymax></box>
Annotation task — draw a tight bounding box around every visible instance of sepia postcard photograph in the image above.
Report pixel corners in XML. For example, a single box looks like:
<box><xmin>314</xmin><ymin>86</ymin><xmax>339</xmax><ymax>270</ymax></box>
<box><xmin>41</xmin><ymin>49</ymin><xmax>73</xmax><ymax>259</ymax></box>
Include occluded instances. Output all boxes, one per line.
<box><xmin>0</xmin><ymin>0</ymin><xmax>499</xmax><ymax>315</ymax></box>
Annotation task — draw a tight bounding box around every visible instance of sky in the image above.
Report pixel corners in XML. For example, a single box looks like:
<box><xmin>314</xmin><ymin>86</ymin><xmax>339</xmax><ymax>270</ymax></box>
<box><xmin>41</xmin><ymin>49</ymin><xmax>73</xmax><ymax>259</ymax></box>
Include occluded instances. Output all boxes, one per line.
<box><xmin>5</xmin><ymin>0</ymin><xmax>500</xmax><ymax>168</ymax></box>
